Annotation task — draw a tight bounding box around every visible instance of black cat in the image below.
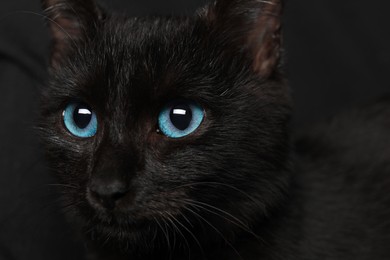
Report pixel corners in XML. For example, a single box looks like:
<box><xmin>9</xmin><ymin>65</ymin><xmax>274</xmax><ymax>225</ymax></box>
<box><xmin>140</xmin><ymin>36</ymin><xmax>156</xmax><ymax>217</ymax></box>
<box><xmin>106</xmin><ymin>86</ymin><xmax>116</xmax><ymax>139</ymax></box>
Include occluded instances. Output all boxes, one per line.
<box><xmin>39</xmin><ymin>0</ymin><xmax>390</xmax><ymax>259</ymax></box>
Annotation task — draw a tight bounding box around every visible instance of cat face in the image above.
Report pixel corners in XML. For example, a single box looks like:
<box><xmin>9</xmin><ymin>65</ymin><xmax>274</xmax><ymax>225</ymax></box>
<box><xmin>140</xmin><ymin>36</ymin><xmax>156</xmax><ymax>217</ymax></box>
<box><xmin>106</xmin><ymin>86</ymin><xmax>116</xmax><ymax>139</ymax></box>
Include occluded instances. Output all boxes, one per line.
<box><xmin>40</xmin><ymin>0</ymin><xmax>290</xmax><ymax>254</ymax></box>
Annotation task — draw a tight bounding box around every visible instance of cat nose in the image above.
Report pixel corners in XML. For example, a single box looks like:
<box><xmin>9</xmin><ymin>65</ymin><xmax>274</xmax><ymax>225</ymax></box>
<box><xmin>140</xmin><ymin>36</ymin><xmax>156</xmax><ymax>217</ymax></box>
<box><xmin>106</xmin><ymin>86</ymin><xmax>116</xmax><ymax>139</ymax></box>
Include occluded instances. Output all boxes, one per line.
<box><xmin>88</xmin><ymin>178</ymin><xmax>129</xmax><ymax>210</ymax></box>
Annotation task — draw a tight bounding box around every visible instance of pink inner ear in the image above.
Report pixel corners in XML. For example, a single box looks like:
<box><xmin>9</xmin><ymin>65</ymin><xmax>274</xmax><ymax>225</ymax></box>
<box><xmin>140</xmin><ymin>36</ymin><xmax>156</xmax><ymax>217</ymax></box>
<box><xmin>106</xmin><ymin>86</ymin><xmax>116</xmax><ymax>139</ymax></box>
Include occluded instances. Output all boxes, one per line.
<box><xmin>251</xmin><ymin>14</ymin><xmax>281</xmax><ymax>78</ymax></box>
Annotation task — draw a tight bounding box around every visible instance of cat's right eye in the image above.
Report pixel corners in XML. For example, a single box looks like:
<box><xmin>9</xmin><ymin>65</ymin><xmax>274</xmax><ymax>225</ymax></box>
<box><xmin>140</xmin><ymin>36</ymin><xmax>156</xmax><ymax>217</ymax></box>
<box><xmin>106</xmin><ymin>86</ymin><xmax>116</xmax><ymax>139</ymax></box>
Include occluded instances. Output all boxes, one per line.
<box><xmin>158</xmin><ymin>100</ymin><xmax>204</xmax><ymax>138</ymax></box>
<box><xmin>63</xmin><ymin>102</ymin><xmax>97</xmax><ymax>138</ymax></box>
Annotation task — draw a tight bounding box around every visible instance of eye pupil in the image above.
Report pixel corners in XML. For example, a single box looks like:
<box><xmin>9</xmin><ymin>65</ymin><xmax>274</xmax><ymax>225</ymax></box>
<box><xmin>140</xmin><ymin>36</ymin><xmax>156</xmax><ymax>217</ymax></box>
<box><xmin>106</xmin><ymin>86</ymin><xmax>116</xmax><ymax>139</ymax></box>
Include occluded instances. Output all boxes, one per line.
<box><xmin>170</xmin><ymin>104</ymin><xmax>192</xmax><ymax>130</ymax></box>
<box><xmin>73</xmin><ymin>104</ymin><xmax>92</xmax><ymax>129</ymax></box>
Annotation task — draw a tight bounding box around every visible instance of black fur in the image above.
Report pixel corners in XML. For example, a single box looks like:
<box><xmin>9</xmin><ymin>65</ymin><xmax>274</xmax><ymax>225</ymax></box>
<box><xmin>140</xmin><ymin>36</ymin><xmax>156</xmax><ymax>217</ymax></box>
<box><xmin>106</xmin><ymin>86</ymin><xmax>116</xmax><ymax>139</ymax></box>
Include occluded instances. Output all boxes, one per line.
<box><xmin>39</xmin><ymin>0</ymin><xmax>390</xmax><ymax>259</ymax></box>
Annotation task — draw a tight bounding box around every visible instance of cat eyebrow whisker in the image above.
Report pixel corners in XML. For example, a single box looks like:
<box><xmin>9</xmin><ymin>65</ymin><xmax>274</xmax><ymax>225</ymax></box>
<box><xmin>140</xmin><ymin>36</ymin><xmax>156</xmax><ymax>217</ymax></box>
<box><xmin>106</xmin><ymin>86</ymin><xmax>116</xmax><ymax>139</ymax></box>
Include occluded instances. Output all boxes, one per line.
<box><xmin>4</xmin><ymin>10</ymin><xmax>78</xmax><ymax>49</ymax></box>
<box><xmin>46</xmin><ymin>2</ymin><xmax>89</xmax><ymax>38</ymax></box>
<box><xmin>256</xmin><ymin>0</ymin><xmax>277</xmax><ymax>5</ymax></box>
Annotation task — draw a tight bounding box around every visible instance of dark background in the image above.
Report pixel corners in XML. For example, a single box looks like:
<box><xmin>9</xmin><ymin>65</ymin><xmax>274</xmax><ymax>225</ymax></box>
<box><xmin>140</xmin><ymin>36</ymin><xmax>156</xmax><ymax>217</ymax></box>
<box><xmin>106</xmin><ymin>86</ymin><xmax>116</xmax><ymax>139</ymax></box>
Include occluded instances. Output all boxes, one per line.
<box><xmin>0</xmin><ymin>0</ymin><xmax>389</xmax><ymax>259</ymax></box>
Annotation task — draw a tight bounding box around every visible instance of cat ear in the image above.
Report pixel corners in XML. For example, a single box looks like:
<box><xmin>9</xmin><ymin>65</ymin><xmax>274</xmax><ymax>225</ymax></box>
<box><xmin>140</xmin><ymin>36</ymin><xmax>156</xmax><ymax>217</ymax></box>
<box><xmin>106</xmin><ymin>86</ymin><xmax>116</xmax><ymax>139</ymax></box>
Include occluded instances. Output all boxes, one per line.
<box><xmin>41</xmin><ymin>0</ymin><xmax>105</xmax><ymax>67</ymax></box>
<box><xmin>202</xmin><ymin>0</ymin><xmax>283</xmax><ymax>78</ymax></box>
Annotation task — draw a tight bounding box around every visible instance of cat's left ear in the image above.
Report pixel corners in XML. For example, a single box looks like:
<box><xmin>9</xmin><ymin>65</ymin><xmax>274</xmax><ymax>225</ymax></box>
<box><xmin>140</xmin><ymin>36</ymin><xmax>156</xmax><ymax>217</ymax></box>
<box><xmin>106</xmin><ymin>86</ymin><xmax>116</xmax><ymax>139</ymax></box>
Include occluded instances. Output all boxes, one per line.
<box><xmin>201</xmin><ymin>0</ymin><xmax>283</xmax><ymax>78</ymax></box>
<box><xmin>41</xmin><ymin>0</ymin><xmax>105</xmax><ymax>67</ymax></box>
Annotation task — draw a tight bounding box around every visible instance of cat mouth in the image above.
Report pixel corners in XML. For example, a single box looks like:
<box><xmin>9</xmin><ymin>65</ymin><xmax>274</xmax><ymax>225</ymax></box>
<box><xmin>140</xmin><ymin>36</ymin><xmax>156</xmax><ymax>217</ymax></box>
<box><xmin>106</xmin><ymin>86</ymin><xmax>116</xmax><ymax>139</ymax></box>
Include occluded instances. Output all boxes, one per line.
<box><xmin>81</xmin><ymin>198</ymin><xmax>177</xmax><ymax>246</ymax></box>
<box><xmin>84</xmin><ymin>215</ymin><xmax>155</xmax><ymax>247</ymax></box>
<box><xmin>84</xmin><ymin>187</ymin><xmax>179</xmax><ymax>226</ymax></box>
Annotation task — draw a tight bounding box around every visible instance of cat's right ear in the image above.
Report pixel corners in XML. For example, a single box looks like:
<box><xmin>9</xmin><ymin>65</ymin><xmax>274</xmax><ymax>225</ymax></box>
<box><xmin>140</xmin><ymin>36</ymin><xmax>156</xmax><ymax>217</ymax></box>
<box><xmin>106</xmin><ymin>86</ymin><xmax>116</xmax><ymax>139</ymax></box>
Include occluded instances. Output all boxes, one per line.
<box><xmin>200</xmin><ymin>0</ymin><xmax>283</xmax><ymax>79</ymax></box>
<box><xmin>41</xmin><ymin>0</ymin><xmax>105</xmax><ymax>67</ymax></box>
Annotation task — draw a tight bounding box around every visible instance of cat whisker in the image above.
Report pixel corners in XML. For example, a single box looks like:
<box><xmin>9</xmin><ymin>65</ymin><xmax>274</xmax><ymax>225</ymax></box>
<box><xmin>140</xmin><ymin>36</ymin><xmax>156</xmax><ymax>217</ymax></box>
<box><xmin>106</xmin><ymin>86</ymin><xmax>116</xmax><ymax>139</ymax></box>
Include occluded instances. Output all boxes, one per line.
<box><xmin>122</xmin><ymin>227</ymin><xmax>132</xmax><ymax>252</ymax></box>
<box><xmin>84</xmin><ymin>221</ymin><xmax>97</xmax><ymax>238</ymax></box>
<box><xmin>158</xmin><ymin>215</ymin><xmax>175</xmax><ymax>259</ymax></box>
<box><xmin>166</xmin><ymin>212</ymin><xmax>192</xmax><ymax>257</ymax></box>
<box><xmin>101</xmin><ymin>229</ymin><xmax>113</xmax><ymax>247</ymax></box>
<box><xmin>169</xmin><ymin>181</ymin><xmax>266</xmax><ymax>211</ymax></box>
<box><xmin>60</xmin><ymin>200</ymin><xmax>84</xmax><ymax>216</ymax></box>
<box><xmin>165</xmin><ymin>213</ymin><xmax>181</xmax><ymax>251</ymax></box>
<box><xmin>154</xmin><ymin>216</ymin><xmax>170</xmax><ymax>251</ymax></box>
<box><xmin>256</xmin><ymin>0</ymin><xmax>278</xmax><ymax>6</ymax></box>
<box><xmin>178</xmin><ymin>209</ymin><xmax>194</xmax><ymax>229</ymax></box>
<box><xmin>179</xmin><ymin>203</ymin><xmax>244</xmax><ymax>260</ymax></box>
<box><xmin>45</xmin><ymin>2</ymin><xmax>89</xmax><ymax>37</ymax></box>
<box><xmin>179</xmin><ymin>198</ymin><xmax>263</xmax><ymax>244</ymax></box>
<box><xmin>3</xmin><ymin>10</ymin><xmax>78</xmax><ymax>49</ymax></box>
<box><xmin>151</xmin><ymin>222</ymin><xmax>159</xmax><ymax>246</ymax></box>
<box><xmin>21</xmin><ymin>192</ymin><xmax>75</xmax><ymax>221</ymax></box>
<box><xmin>172</xmin><ymin>210</ymin><xmax>206</xmax><ymax>260</ymax></box>
<box><xmin>47</xmin><ymin>183</ymin><xmax>79</xmax><ymax>189</ymax></box>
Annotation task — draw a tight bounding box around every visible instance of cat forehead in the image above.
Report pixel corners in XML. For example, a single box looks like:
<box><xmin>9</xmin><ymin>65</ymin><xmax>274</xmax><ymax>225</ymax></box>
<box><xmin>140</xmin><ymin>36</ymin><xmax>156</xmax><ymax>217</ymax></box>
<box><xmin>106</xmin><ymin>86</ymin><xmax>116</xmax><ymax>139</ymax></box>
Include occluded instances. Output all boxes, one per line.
<box><xmin>52</xmin><ymin>18</ymin><xmax>210</xmax><ymax>112</ymax></box>
<box><xmin>98</xmin><ymin>16</ymin><xmax>197</xmax><ymax>55</ymax></box>
<box><xmin>86</xmin><ymin>17</ymin><xmax>195</xmax><ymax>73</ymax></box>
<box><xmin>51</xmin><ymin>13</ymin><xmax>251</xmax><ymax>113</ymax></box>
<box><xmin>71</xmin><ymin>18</ymin><xmax>218</xmax><ymax>92</ymax></box>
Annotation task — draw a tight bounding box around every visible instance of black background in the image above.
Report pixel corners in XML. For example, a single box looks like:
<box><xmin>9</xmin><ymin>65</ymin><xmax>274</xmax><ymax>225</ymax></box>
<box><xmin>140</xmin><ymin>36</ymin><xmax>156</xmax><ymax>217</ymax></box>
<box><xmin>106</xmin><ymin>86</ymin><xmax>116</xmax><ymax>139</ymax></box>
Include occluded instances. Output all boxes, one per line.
<box><xmin>0</xmin><ymin>0</ymin><xmax>389</xmax><ymax>259</ymax></box>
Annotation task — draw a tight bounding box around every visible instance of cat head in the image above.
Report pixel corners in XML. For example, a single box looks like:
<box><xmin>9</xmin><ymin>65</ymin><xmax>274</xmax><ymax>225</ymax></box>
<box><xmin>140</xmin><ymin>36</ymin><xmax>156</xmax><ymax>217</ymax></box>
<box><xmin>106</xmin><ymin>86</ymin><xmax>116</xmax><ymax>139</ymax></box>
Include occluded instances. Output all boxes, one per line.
<box><xmin>40</xmin><ymin>0</ymin><xmax>290</xmax><ymax>255</ymax></box>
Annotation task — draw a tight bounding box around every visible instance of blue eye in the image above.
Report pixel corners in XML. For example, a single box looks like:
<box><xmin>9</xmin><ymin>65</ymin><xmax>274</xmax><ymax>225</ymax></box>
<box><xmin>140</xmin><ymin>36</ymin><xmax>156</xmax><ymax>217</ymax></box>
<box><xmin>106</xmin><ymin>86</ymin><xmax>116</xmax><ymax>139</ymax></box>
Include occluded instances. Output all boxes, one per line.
<box><xmin>63</xmin><ymin>102</ymin><xmax>97</xmax><ymax>138</ymax></box>
<box><xmin>158</xmin><ymin>100</ymin><xmax>204</xmax><ymax>138</ymax></box>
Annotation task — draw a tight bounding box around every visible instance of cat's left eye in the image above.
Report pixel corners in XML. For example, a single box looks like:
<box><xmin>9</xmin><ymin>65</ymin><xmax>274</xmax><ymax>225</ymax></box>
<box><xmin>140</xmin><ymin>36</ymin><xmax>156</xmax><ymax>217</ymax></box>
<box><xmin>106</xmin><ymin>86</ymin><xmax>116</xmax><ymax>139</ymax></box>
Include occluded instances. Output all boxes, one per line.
<box><xmin>63</xmin><ymin>102</ymin><xmax>97</xmax><ymax>138</ymax></box>
<box><xmin>158</xmin><ymin>100</ymin><xmax>204</xmax><ymax>139</ymax></box>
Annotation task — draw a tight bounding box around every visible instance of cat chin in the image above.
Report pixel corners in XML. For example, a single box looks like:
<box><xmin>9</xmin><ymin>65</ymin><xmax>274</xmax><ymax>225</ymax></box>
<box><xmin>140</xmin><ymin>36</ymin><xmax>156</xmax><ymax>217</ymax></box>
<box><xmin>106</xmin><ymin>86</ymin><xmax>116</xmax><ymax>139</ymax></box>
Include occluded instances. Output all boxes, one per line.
<box><xmin>86</xmin><ymin>223</ymin><xmax>159</xmax><ymax>255</ymax></box>
<box><xmin>83</xmin><ymin>214</ymin><xmax>201</xmax><ymax>258</ymax></box>
<box><xmin>82</xmin><ymin>214</ymin><xmax>234</xmax><ymax>259</ymax></box>
<box><xmin>79</xmin><ymin>209</ymin><xmax>156</xmax><ymax>248</ymax></box>
<box><xmin>75</xmin><ymin>199</ymin><xmax>239</xmax><ymax>256</ymax></box>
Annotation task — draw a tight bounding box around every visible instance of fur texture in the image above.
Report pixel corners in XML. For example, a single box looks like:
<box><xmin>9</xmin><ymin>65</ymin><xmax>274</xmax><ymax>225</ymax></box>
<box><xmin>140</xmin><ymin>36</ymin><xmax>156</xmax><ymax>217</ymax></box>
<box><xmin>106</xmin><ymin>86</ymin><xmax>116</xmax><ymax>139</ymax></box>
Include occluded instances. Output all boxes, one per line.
<box><xmin>39</xmin><ymin>0</ymin><xmax>390</xmax><ymax>259</ymax></box>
